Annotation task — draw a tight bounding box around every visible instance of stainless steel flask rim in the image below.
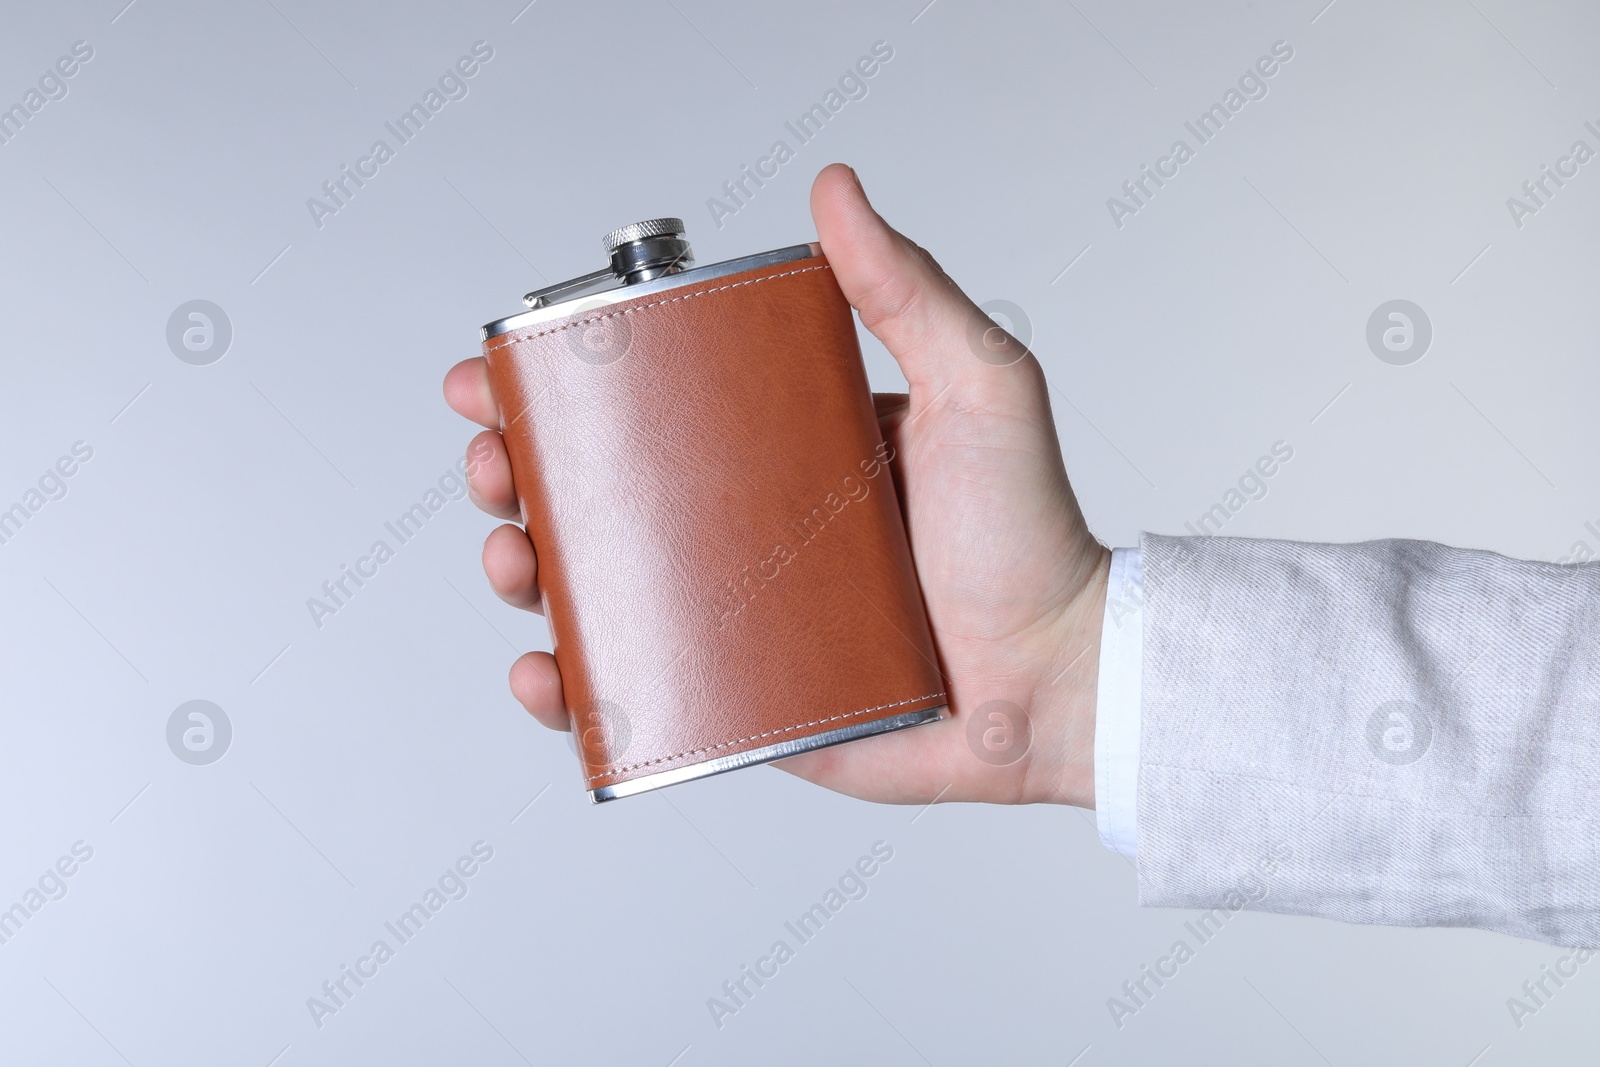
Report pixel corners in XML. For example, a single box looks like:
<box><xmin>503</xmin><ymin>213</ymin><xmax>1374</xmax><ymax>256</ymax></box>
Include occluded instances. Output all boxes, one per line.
<box><xmin>480</xmin><ymin>217</ymin><xmax>818</xmax><ymax>340</ymax></box>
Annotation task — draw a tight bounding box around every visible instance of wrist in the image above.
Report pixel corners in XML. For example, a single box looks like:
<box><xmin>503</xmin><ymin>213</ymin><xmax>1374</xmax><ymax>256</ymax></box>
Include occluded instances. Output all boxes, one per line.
<box><xmin>1019</xmin><ymin>545</ymin><xmax>1109</xmax><ymax>807</ymax></box>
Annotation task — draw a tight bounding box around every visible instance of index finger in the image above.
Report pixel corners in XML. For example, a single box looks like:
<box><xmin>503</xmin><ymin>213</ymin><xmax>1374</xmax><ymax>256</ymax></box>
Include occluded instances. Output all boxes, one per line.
<box><xmin>444</xmin><ymin>357</ymin><xmax>500</xmax><ymax>430</ymax></box>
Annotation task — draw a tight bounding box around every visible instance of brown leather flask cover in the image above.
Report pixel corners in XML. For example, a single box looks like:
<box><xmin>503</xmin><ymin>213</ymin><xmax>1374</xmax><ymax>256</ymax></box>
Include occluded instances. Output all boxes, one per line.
<box><xmin>482</xmin><ymin>254</ymin><xmax>946</xmax><ymax>797</ymax></box>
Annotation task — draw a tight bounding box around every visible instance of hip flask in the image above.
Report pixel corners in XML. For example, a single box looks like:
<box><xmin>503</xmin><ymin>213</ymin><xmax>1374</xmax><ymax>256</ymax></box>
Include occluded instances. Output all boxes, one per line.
<box><xmin>479</xmin><ymin>218</ymin><xmax>947</xmax><ymax>801</ymax></box>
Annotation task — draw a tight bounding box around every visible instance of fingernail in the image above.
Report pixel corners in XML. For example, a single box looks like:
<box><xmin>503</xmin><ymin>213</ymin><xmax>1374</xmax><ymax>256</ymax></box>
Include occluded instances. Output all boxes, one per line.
<box><xmin>848</xmin><ymin>165</ymin><xmax>866</xmax><ymax>197</ymax></box>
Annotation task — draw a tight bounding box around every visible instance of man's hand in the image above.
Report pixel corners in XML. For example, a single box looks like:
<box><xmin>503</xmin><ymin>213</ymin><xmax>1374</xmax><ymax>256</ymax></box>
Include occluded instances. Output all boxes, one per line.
<box><xmin>443</xmin><ymin>163</ymin><xmax>1108</xmax><ymax>808</ymax></box>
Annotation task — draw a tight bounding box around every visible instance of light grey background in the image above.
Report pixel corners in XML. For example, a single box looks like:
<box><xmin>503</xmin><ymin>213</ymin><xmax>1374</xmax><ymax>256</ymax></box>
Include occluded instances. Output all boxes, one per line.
<box><xmin>1</xmin><ymin>0</ymin><xmax>1595</xmax><ymax>1063</ymax></box>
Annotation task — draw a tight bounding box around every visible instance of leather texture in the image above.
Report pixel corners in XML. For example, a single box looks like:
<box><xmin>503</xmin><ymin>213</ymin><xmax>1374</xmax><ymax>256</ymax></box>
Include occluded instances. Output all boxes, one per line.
<box><xmin>482</xmin><ymin>254</ymin><xmax>946</xmax><ymax>795</ymax></box>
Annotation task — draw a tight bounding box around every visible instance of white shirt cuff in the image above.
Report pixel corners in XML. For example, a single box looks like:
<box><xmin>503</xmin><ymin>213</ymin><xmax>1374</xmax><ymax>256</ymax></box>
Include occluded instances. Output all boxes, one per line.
<box><xmin>1094</xmin><ymin>545</ymin><xmax>1143</xmax><ymax>860</ymax></box>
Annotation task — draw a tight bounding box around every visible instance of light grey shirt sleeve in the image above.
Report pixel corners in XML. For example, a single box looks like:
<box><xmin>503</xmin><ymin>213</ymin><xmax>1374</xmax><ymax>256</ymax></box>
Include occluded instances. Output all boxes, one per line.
<box><xmin>1135</xmin><ymin>531</ymin><xmax>1600</xmax><ymax>947</ymax></box>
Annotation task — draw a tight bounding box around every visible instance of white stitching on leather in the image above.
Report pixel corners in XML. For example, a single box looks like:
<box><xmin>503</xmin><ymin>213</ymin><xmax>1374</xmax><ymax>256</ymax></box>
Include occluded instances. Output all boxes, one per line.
<box><xmin>582</xmin><ymin>691</ymin><xmax>947</xmax><ymax>783</ymax></box>
<box><xmin>482</xmin><ymin>264</ymin><xmax>832</xmax><ymax>354</ymax></box>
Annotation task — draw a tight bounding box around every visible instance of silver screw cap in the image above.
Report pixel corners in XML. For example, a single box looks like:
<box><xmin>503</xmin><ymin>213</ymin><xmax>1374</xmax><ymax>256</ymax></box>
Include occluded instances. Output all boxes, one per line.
<box><xmin>602</xmin><ymin>218</ymin><xmax>686</xmax><ymax>252</ymax></box>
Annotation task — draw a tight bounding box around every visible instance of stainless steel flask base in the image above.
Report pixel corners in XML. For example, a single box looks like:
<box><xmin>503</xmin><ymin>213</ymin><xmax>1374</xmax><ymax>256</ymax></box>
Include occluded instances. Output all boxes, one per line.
<box><xmin>588</xmin><ymin>705</ymin><xmax>947</xmax><ymax>802</ymax></box>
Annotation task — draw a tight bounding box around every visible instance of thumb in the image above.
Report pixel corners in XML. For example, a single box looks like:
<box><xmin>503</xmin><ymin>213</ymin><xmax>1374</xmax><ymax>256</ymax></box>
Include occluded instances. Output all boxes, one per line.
<box><xmin>810</xmin><ymin>162</ymin><xmax>1031</xmax><ymax>391</ymax></box>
